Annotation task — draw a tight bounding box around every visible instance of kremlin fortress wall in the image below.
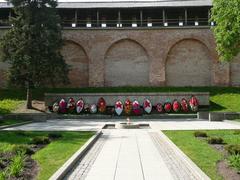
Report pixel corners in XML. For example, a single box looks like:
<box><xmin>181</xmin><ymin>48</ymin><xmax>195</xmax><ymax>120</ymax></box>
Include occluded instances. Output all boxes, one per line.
<box><xmin>2</xmin><ymin>27</ymin><xmax>240</xmax><ymax>88</ymax></box>
<box><xmin>0</xmin><ymin>0</ymin><xmax>240</xmax><ymax>88</ymax></box>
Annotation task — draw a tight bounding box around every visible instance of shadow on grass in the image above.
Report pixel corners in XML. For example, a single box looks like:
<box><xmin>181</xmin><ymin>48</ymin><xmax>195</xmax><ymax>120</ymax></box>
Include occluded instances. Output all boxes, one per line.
<box><xmin>209</xmin><ymin>101</ymin><xmax>227</xmax><ymax>111</ymax></box>
<box><xmin>0</xmin><ymin>107</ymin><xmax>11</xmax><ymax>114</ymax></box>
<box><xmin>0</xmin><ymin>131</ymin><xmax>94</xmax><ymax>147</ymax></box>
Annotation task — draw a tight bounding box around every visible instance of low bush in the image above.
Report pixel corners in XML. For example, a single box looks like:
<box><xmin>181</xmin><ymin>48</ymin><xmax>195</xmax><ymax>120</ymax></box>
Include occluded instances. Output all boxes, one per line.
<box><xmin>30</xmin><ymin>136</ymin><xmax>50</xmax><ymax>145</ymax></box>
<box><xmin>14</xmin><ymin>131</ymin><xmax>27</xmax><ymax>136</ymax></box>
<box><xmin>233</xmin><ymin>130</ymin><xmax>240</xmax><ymax>135</ymax></box>
<box><xmin>194</xmin><ymin>131</ymin><xmax>208</xmax><ymax>137</ymax></box>
<box><xmin>207</xmin><ymin>137</ymin><xmax>224</xmax><ymax>144</ymax></box>
<box><xmin>0</xmin><ymin>171</ymin><xmax>6</xmax><ymax>180</ymax></box>
<box><xmin>8</xmin><ymin>152</ymin><xmax>25</xmax><ymax>177</ymax></box>
<box><xmin>48</xmin><ymin>133</ymin><xmax>62</xmax><ymax>139</ymax></box>
<box><xmin>225</xmin><ymin>144</ymin><xmax>240</xmax><ymax>155</ymax></box>
<box><xmin>228</xmin><ymin>154</ymin><xmax>240</xmax><ymax>172</ymax></box>
<box><xmin>12</xmin><ymin>145</ymin><xmax>34</xmax><ymax>155</ymax></box>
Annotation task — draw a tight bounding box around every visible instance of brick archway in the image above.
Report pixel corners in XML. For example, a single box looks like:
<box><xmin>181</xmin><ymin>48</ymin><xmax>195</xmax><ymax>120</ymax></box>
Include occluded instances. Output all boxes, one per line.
<box><xmin>165</xmin><ymin>39</ymin><xmax>213</xmax><ymax>86</ymax></box>
<box><xmin>104</xmin><ymin>39</ymin><xmax>150</xmax><ymax>86</ymax></box>
<box><xmin>61</xmin><ymin>40</ymin><xmax>89</xmax><ymax>87</ymax></box>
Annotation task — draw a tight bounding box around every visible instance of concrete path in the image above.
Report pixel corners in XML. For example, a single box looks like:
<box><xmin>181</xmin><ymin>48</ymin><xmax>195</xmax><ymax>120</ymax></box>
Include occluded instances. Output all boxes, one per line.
<box><xmin>5</xmin><ymin>119</ymin><xmax>240</xmax><ymax>131</ymax></box>
<box><xmin>4</xmin><ymin>120</ymin><xmax>105</xmax><ymax>131</ymax></box>
<box><xmin>65</xmin><ymin>129</ymin><xmax>210</xmax><ymax>180</ymax></box>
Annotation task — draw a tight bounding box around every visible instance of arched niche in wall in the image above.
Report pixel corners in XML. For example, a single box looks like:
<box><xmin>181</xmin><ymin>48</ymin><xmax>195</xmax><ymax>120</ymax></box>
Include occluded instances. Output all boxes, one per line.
<box><xmin>61</xmin><ymin>40</ymin><xmax>89</xmax><ymax>87</ymax></box>
<box><xmin>166</xmin><ymin>39</ymin><xmax>212</xmax><ymax>86</ymax></box>
<box><xmin>104</xmin><ymin>39</ymin><xmax>150</xmax><ymax>86</ymax></box>
<box><xmin>231</xmin><ymin>53</ymin><xmax>240</xmax><ymax>86</ymax></box>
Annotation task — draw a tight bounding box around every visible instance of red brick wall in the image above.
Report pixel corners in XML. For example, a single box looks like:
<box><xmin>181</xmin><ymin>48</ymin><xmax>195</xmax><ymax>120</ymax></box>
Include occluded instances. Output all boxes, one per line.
<box><xmin>1</xmin><ymin>28</ymin><xmax>240</xmax><ymax>87</ymax></box>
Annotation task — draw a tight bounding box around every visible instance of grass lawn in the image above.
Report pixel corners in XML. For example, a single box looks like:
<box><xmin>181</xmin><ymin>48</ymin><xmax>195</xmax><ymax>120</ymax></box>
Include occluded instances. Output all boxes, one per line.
<box><xmin>0</xmin><ymin>131</ymin><xmax>94</xmax><ymax>180</ymax></box>
<box><xmin>0</xmin><ymin>99</ymin><xmax>24</xmax><ymax>114</ymax></box>
<box><xmin>232</xmin><ymin>119</ymin><xmax>240</xmax><ymax>122</ymax></box>
<box><xmin>163</xmin><ymin>130</ymin><xmax>240</xmax><ymax>180</ymax></box>
<box><xmin>0</xmin><ymin>87</ymin><xmax>240</xmax><ymax>114</ymax></box>
<box><xmin>0</xmin><ymin>119</ymin><xmax>31</xmax><ymax>126</ymax></box>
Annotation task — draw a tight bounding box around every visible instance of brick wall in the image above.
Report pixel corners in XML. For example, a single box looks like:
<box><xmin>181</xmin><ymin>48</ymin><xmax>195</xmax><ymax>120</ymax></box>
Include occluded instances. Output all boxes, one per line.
<box><xmin>0</xmin><ymin>27</ymin><xmax>240</xmax><ymax>87</ymax></box>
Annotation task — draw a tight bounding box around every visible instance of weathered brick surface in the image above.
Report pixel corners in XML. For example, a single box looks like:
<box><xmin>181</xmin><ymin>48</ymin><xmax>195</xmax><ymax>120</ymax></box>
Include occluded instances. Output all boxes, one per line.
<box><xmin>166</xmin><ymin>39</ymin><xmax>211</xmax><ymax>86</ymax></box>
<box><xmin>61</xmin><ymin>41</ymin><xmax>89</xmax><ymax>87</ymax></box>
<box><xmin>0</xmin><ymin>28</ymin><xmax>240</xmax><ymax>87</ymax></box>
<box><xmin>231</xmin><ymin>53</ymin><xmax>240</xmax><ymax>87</ymax></box>
<box><xmin>105</xmin><ymin>39</ymin><xmax>149</xmax><ymax>86</ymax></box>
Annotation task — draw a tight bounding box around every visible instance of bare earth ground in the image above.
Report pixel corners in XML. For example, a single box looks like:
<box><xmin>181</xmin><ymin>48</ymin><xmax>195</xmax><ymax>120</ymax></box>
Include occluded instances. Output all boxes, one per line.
<box><xmin>217</xmin><ymin>160</ymin><xmax>240</xmax><ymax>180</ymax></box>
<box><xmin>13</xmin><ymin>100</ymin><xmax>45</xmax><ymax>113</ymax></box>
<box><xmin>197</xmin><ymin>137</ymin><xmax>240</xmax><ymax>180</ymax></box>
<box><xmin>0</xmin><ymin>152</ymin><xmax>39</xmax><ymax>180</ymax></box>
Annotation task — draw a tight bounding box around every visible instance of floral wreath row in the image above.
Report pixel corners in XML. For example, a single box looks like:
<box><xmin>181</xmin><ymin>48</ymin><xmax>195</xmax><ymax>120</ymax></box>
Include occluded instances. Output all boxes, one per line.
<box><xmin>49</xmin><ymin>96</ymin><xmax>199</xmax><ymax>115</ymax></box>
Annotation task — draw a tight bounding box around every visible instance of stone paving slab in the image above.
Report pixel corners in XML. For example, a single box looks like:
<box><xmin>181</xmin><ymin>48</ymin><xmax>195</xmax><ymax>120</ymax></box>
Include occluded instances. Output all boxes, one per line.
<box><xmin>65</xmin><ymin>133</ymin><xmax>108</xmax><ymax>180</ymax></box>
<box><xmin>66</xmin><ymin>129</ymin><xmax>174</xmax><ymax>180</ymax></box>
<box><xmin>4</xmin><ymin>120</ymin><xmax>105</xmax><ymax>131</ymax></box>
<box><xmin>150</xmin><ymin>120</ymin><xmax>240</xmax><ymax>130</ymax></box>
<box><xmin>64</xmin><ymin>129</ymin><xmax>210</xmax><ymax>180</ymax></box>
<box><xmin>4</xmin><ymin>119</ymin><xmax>240</xmax><ymax>131</ymax></box>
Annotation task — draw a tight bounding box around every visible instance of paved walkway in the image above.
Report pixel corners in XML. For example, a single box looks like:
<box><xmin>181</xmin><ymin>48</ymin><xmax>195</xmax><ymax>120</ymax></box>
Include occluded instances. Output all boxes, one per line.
<box><xmin>5</xmin><ymin>119</ymin><xmax>240</xmax><ymax>131</ymax></box>
<box><xmin>65</xmin><ymin>129</ymin><xmax>210</xmax><ymax>180</ymax></box>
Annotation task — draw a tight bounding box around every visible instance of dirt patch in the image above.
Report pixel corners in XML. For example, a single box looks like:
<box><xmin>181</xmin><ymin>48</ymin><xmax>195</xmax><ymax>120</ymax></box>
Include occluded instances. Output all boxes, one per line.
<box><xmin>13</xmin><ymin>100</ymin><xmax>46</xmax><ymax>113</ymax></box>
<box><xmin>0</xmin><ymin>152</ymin><xmax>13</xmax><ymax>171</ymax></box>
<box><xmin>196</xmin><ymin>136</ymin><xmax>240</xmax><ymax>178</ymax></box>
<box><xmin>30</xmin><ymin>144</ymin><xmax>46</xmax><ymax>153</ymax></box>
<box><xmin>0</xmin><ymin>151</ymin><xmax>39</xmax><ymax>180</ymax></box>
<box><xmin>217</xmin><ymin>160</ymin><xmax>240</xmax><ymax>180</ymax></box>
<box><xmin>18</xmin><ymin>157</ymin><xmax>39</xmax><ymax>180</ymax></box>
<box><xmin>210</xmin><ymin>144</ymin><xmax>229</xmax><ymax>157</ymax></box>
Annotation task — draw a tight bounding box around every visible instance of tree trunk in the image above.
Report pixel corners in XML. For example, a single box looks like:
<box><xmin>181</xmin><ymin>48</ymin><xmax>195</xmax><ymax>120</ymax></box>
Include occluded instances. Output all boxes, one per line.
<box><xmin>26</xmin><ymin>86</ymin><xmax>32</xmax><ymax>109</ymax></box>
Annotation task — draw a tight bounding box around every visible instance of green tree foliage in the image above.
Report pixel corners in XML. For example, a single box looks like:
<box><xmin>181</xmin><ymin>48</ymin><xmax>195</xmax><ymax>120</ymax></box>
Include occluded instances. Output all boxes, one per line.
<box><xmin>0</xmin><ymin>0</ymin><xmax>69</xmax><ymax>108</ymax></box>
<box><xmin>211</xmin><ymin>0</ymin><xmax>240</xmax><ymax>61</ymax></box>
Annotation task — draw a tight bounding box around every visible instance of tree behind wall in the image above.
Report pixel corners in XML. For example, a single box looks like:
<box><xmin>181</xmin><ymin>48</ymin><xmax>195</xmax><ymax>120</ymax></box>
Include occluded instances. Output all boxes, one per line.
<box><xmin>211</xmin><ymin>0</ymin><xmax>240</xmax><ymax>61</ymax></box>
<box><xmin>0</xmin><ymin>0</ymin><xmax>69</xmax><ymax>109</ymax></box>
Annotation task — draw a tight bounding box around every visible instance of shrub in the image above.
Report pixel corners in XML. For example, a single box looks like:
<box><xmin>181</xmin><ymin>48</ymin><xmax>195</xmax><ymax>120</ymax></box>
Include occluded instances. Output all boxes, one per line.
<box><xmin>233</xmin><ymin>130</ymin><xmax>240</xmax><ymax>135</ymax></box>
<box><xmin>30</xmin><ymin>136</ymin><xmax>50</xmax><ymax>145</ymax></box>
<box><xmin>8</xmin><ymin>152</ymin><xmax>25</xmax><ymax>177</ymax></box>
<box><xmin>12</xmin><ymin>145</ymin><xmax>34</xmax><ymax>155</ymax></box>
<box><xmin>225</xmin><ymin>144</ymin><xmax>240</xmax><ymax>155</ymax></box>
<box><xmin>0</xmin><ymin>171</ymin><xmax>7</xmax><ymax>180</ymax></box>
<box><xmin>194</xmin><ymin>131</ymin><xmax>208</xmax><ymax>138</ymax></box>
<box><xmin>48</xmin><ymin>132</ymin><xmax>63</xmax><ymax>139</ymax></box>
<box><xmin>207</xmin><ymin>137</ymin><xmax>224</xmax><ymax>144</ymax></box>
<box><xmin>228</xmin><ymin>154</ymin><xmax>240</xmax><ymax>172</ymax></box>
<box><xmin>14</xmin><ymin>131</ymin><xmax>27</xmax><ymax>136</ymax></box>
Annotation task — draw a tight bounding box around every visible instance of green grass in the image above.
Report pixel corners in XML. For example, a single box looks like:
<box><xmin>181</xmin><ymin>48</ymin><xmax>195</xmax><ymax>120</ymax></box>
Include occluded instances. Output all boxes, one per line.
<box><xmin>228</xmin><ymin>154</ymin><xmax>240</xmax><ymax>172</ymax></box>
<box><xmin>0</xmin><ymin>86</ymin><xmax>240</xmax><ymax>113</ymax></box>
<box><xmin>232</xmin><ymin>119</ymin><xmax>240</xmax><ymax>122</ymax></box>
<box><xmin>0</xmin><ymin>99</ymin><xmax>24</xmax><ymax>114</ymax></box>
<box><xmin>163</xmin><ymin>130</ymin><xmax>240</xmax><ymax>180</ymax></box>
<box><xmin>0</xmin><ymin>119</ymin><xmax>30</xmax><ymax>126</ymax></box>
<box><xmin>0</xmin><ymin>131</ymin><xmax>94</xmax><ymax>180</ymax></box>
